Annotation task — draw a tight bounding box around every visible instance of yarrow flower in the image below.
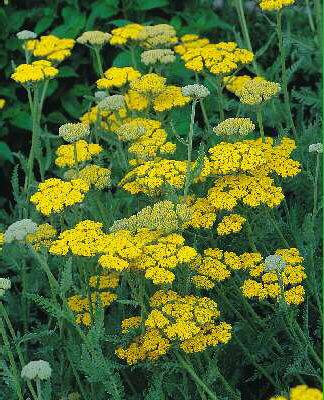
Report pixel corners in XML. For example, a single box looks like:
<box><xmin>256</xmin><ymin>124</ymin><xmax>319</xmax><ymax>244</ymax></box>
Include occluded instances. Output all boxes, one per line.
<box><xmin>76</xmin><ymin>31</ymin><xmax>111</xmax><ymax>46</ymax></box>
<box><xmin>59</xmin><ymin>122</ymin><xmax>90</xmax><ymax>143</ymax></box>
<box><xmin>26</xmin><ymin>224</ymin><xmax>57</xmax><ymax>251</ymax></box>
<box><xmin>269</xmin><ymin>384</ymin><xmax>322</xmax><ymax>400</ymax></box>
<box><xmin>308</xmin><ymin>143</ymin><xmax>323</xmax><ymax>153</ymax></box>
<box><xmin>96</xmin><ymin>66</ymin><xmax>141</xmax><ymax>90</ymax></box>
<box><xmin>264</xmin><ymin>254</ymin><xmax>286</xmax><ymax>272</ymax></box>
<box><xmin>4</xmin><ymin>219</ymin><xmax>38</xmax><ymax>243</ymax></box>
<box><xmin>30</xmin><ymin>178</ymin><xmax>90</xmax><ymax>216</ymax></box>
<box><xmin>137</xmin><ymin>24</ymin><xmax>178</xmax><ymax>49</ymax></box>
<box><xmin>141</xmin><ymin>49</ymin><xmax>176</xmax><ymax>65</ymax></box>
<box><xmin>174</xmin><ymin>34</ymin><xmax>210</xmax><ymax>55</ymax></box>
<box><xmin>109</xmin><ymin>23</ymin><xmax>144</xmax><ymax>46</ymax></box>
<box><xmin>16</xmin><ymin>30</ymin><xmax>37</xmax><ymax>40</ymax></box>
<box><xmin>213</xmin><ymin>118</ymin><xmax>255</xmax><ymax>136</ymax></box>
<box><xmin>239</xmin><ymin>77</ymin><xmax>281</xmax><ymax>105</ymax></box>
<box><xmin>98</xmin><ymin>95</ymin><xmax>125</xmax><ymax>111</ymax></box>
<box><xmin>25</xmin><ymin>35</ymin><xmax>75</xmax><ymax>62</ymax></box>
<box><xmin>181</xmin><ymin>84</ymin><xmax>210</xmax><ymax>99</ymax></box>
<box><xmin>77</xmin><ymin>165</ymin><xmax>112</xmax><ymax>190</ymax></box>
<box><xmin>21</xmin><ymin>360</ymin><xmax>52</xmax><ymax>381</ymax></box>
<box><xmin>0</xmin><ymin>277</ymin><xmax>11</xmax><ymax>297</ymax></box>
<box><xmin>11</xmin><ymin>60</ymin><xmax>58</xmax><ymax>84</ymax></box>
<box><xmin>55</xmin><ymin>140</ymin><xmax>103</xmax><ymax>168</ymax></box>
<box><xmin>216</xmin><ymin>214</ymin><xmax>246</xmax><ymax>235</ymax></box>
<box><xmin>259</xmin><ymin>0</ymin><xmax>295</xmax><ymax>11</ymax></box>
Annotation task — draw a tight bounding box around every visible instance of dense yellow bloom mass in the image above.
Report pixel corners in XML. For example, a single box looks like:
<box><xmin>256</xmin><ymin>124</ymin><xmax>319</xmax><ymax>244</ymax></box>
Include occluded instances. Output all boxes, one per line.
<box><xmin>110</xmin><ymin>200</ymin><xmax>192</xmax><ymax>233</ymax></box>
<box><xmin>207</xmin><ymin>137</ymin><xmax>300</xmax><ymax>177</ymax></box>
<box><xmin>11</xmin><ymin>60</ymin><xmax>58</xmax><ymax>84</ymax></box>
<box><xmin>223</xmin><ymin>75</ymin><xmax>259</xmax><ymax>96</ymax></box>
<box><xmin>190</xmin><ymin>248</ymin><xmax>261</xmax><ymax>289</ymax></box>
<box><xmin>216</xmin><ymin>214</ymin><xmax>246</xmax><ymax>235</ymax></box>
<box><xmin>110</xmin><ymin>23</ymin><xmax>144</xmax><ymax>46</ymax></box>
<box><xmin>26</xmin><ymin>35</ymin><xmax>75</xmax><ymax>62</ymax></box>
<box><xmin>120</xmin><ymin>159</ymin><xmax>187</xmax><ymax>195</ymax></box>
<box><xmin>80</xmin><ymin>106</ymin><xmax>128</xmax><ymax>133</ymax></box>
<box><xmin>242</xmin><ymin>248</ymin><xmax>307</xmax><ymax>304</ymax></box>
<box><xmin>182</xmin><ymin>196</ymin><xmax>217</xmax><ymax>229</ymax></box>
<box><xmin>174</xmin><ymin>34</ymin><xmax>210</xmax><ymax>55</ymax></box>
<box><xmin>77</xmin><ymin>165</ymin><xmax>111</xmax><ymax>190</ymax></box>
<box><xmin>121</xmin><ymin>316</ymin><xmax>142</xmax><ymax>333</ymax></box>
<box><xmin>30</xmin><ymin>178</ymin><xmax>89</xmax><ymax>216</ymax></box>
<box><xmin>116</xmin><ymin>290</ymin><xmax>231</xmax><ymax>364</ymax></box>
<box><xmin>260</xmin><ymin>0</ymin><xmax>295</xmax><ymax>11</ymax></box>
<box><xmin>50</xmin><ymin>221</ymin><xmax>196</xmax><ymax>285</ymax></box>
<box><xmin>55</xmin><ymin>140</ymin><xmax>103</xmax><ymax>168</ymax></box>
<box><xmin>239</xmin><ymin>77</ymin><xmax>281</xmax><ymax>105</ymax></box>
<box><xmin>26</xmin><ymin>223</ymin><xmax>57</xmax><ymax>250</ymax></box>
<box><xmin>180</xmin><ymin>41</ymin><xmax>253</xmax><ymax>75</ymax></box>
<box><xmin>88</xmin><ymin>273</ymin><xmax>120</xmax><ymax>289</ymax></box>
<box><xmin>96</xmin><ymin>67</ymin><xmax>141</xmax><ymax>90</ymax></box>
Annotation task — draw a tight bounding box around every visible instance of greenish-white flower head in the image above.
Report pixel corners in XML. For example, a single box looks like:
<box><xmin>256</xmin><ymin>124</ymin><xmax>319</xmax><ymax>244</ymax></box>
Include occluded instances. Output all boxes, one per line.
<box><xmin>59</xmin><ymin>122</ymin><xmax>90</xmax><ymax>143</ymax></box>
<box><xmin>181</xmin><ymin>84</ymin><xmax>210</xmax><ymax>100</ymax></box>
<box><xmin>94</xmin><ymin>91</ymin><xmax>108</xmax><ymax>102</ymax></box>
<box><xmin>213</xmin><ymin>117</ymin><xmax>255</xmax><ymax>136</ymax></box>
<box><xmin>0</xmin><ymin>278</ymin><xmax>11</xmax><ymax>297</ymax></box>
<box><xmin>264</xmin><ymin>255</ymin><xmax>286</xmax><ymax>273</ymax></box>
<box><xmin>98</xmin><ymin>94</ymin><xmax>125</xmax><ymax>111</ymax></box>
<box><xmin>308</xmin><ymin>143</ymin><xmax>323</xmax><ymax>154</ymax></box>
<box><xmin>4</xmin><ymin>219</ymin><xmax>37</xmax><ymax>243</ymax></box>
<box><xmin>17</xmin><ymin>30</ymin><xmax>37</xmax><ymax>40</ymax></box>
<box><xmin>21</xmin><ymin>360</ymin><xmax>52</xmax><ymax>381</ymax></box>
<box><xmin>141</xmin><ymin>49</ymin><xmax>176</xmax><ymax>66</ymax></box>
<box><xmin>76</xmin><ymin>31</ymin><xmax>111</xmax><ymax>46</ymax></box>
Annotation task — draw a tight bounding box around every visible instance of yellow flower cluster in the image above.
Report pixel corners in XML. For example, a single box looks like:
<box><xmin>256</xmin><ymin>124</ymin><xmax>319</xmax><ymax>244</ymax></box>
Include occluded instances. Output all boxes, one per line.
<box><xmin>30</xmin><ymin>178</ymin><xmax>89</xmax><ymax>216</ymax></box>
<box><xmin>26</xmin><ymin>223</ymin><xmax>57</xmax><ymax>250</ymax></box>
<box><xmin>223</xmin><ymin>75</ymin><xmax>258</xmax><ymax>96</ymax></box>
<box><xmin>55</xmin><ymin>140</ymin><xmax>103</xmax><ymax>168</ymax></box>
<box><xmin>207</xmin><ymin>174</ymin><xmax>285</xmax><ymax>210</ymax></box>
<box><xmin>174</xmin><ymin>34</ymin><xmax>210</xmax><ymax>55</ymax></box>
<box><xmin>25</xmin><ymin>35</ymin><xmax>75</xmax><ymax>62</ymax></box>
<box><xmin>206</xmin><ymin>137</ymin><xmax>300</xmax><ymax>177</ymax></box>
<box><xmin>121</xmin><ymin>316</ymin><xmax>142</xmax><ymax>333</ymax></box>
<box><xmin>77</xmin><ymin>165</ymin><xmax>111</xmax><ymax>190</ymax></box>
<box><xmin>191</xmin><ymin>248</ymin><xmax>261</xmax><ymax>289</ymax></box>
<box><xmin>110</xmin><ymin>200</ymin><xmax>192</xmax><ymax>234</ymax></box>
<box><xmin>117</xmin><ymin>118</ymin><xmax>176</xmax><ymax>162</ymax></box>
<box><xmin>239</xmin><ymin>77</ymin><xmax>281</xmax><ymax>105</ymax></box>
<box><xmin>11</xmin><ymin>60</ymin><xmax>58</xmax><ymax>84</ymax></box>
<box><xmin>120</xmin><ymin>159</ymin><xmax>187</xmax><ymax>195</ymax></box>
<box><xmin>216</xmin><ymin>214</ymin><xmax>246</xmax><ymax>235</ymax></box>
<box><xmin>213</xmin><ymin>117</ymin><xmax>255</xmax><ymax>137</ymax></box>
<box><xmin>80</xmin><ymin>106</ymin><xmax>128</xmax><ymax>133</ymax></box>
<box><xmin>67</xmin><ymin>291</ymin><xmax>117</xmax><ymax>327</ymax></box>
<box><xmin>260</xmin><ymin>0</ymin><xmax>295</xmax><ymax>11</ymax></box>
<box><xmin>96</xmin><ymin>67</ymin><xmax>141</xmax><ymax>90</ymax></box>
<box><xmin>116</xmin><ymin>290</ymin><xmax>232</xmax><ymax>364</ymax></box>
<box><xmin>179</xmin><ymin>41</ymin><xmax>254</xmax><ymax>75</ymax></box>
<box><xmin>109</xmin><ymin>23</ymin><xmax>144</xmax><ymax>46</ymax></box>
<box><xmin>269</xmin><ymin>385</ymin><xmax>322</xmax><ymax>400</ymax></box>
<box><xmin>182</xmin><ymin>196</ymin><xmax>217</xmax><ymax>229</ymax></box>
<box><xmin>88</xmin><ymin>273</ymin><xmax>120</xmax><ymax>289</ymax></box>
<box><xmin>0</xmin><ymin>99</ymin><xmax>5</xmax><ymax>109</ymax></box>
<box><xmin>241</xmin><ymin>248</ymin><xmax>307</xmax><ymax>304</ymax></box>
<box><xmin>126</xmin><ymin>73</ymin><xmax>190</xmax><ymax>112</ymax></box>
<box><xmin>50</xmin><ymin>221</ymin><xmax>196</xmax><ymax>285</ymax></box>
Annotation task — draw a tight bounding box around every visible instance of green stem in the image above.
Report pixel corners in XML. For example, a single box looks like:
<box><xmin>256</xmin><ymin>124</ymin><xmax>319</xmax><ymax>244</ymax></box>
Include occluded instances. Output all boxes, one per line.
<box><xmin>256</xmin><ymin>106</ymin><xmax>265</xmax><ymax>142</ymax></box>
<box><xmin>36</xmin><ymin>378</ymin><xmax>42</xmax><ymax>400</ymax></box>
<box><xmin>312</xmin><ymin>153</ymin><xmax>320</xmax><ymax>224</ymax></box>
<box><xmin>0</xmin><ymin>317</ymin><xmax>24</xmax><ymax>400</ymax></box>
<box><xmin>93</xmin><ymin>46</ymin><xmax>104</xmax><ymax>78</ymax></box>
<box><xmin>129</xmin><ymin>46</ymin><xmax>138</xmax><ymax>69</ymax></box>
<box><xmin>215</xmin><ymin>77</ymin><xmax>225</xmax><ymax>121</ymax></box>
<box><xmin>265</xmin><ymin>209</ymin><xmax>290</xmax><ymax>247</ymax></box>
<box><xmin>313</xmin><ymin>0</ymin><xmax>322</xmax><ymax>47</ymax></box>
<box><xmin>73</xmin><ymin>142</ymin><xmax>79</xmax><ymax>173</ymax></box>
<box><xmin>234</xmin><ymin>0</ymin><xmax>259</xmax><ymax>74</ymax></box>
<box><xmin>276</xmin><ymin>11</ymin><xmax>297</xmax><ymax>137</ymax></box>
<box><xmin>184</xmin><ymin>100</ymin><xmax>197</xmax><ymax>196</ymax></box>
<box><xmin>175</xmin><ymin>352</ymin><xmax>219</xmax><ymax>400</ymax></box>
<box><xmin>305</xmin><ymin>0</ymin><xmax>316</xmax><ymax>32</ymax></box>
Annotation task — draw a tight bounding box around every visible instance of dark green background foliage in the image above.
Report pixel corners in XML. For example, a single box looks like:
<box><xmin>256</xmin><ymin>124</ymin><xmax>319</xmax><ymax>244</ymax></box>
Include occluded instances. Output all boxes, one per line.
<box><xmin>0</xmin><ymin>1</ymin><xmax>322</xmax><ymax>400</ymax></box>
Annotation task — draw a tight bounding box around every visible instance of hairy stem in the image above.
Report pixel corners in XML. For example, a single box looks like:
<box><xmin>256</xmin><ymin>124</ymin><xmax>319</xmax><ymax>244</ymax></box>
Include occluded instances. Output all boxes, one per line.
<box><xmin>184</xmin><ymin>99</ymin><xmax>197</xmax><ymax>197</ymax></box>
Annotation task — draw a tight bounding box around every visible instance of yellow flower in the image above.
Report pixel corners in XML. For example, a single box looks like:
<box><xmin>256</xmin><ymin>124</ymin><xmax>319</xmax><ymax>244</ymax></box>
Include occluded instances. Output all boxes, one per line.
<box><xmin>25</xmin><ymin>35</ymin><xmax>75</xmax><ymax>62</ymax></box>
<box><xmin>239</xmin><ymin>77</ymin><xmax>281</xmax><ymax>105</ymax></box>
<box><xmin>110</xmin><ymin>23</ymin><xmax>144</xmax><ymax>46</ymax></box>
<box><xmin>77</xmin><ymin>165</ymin><xmax>111</xmax><ymax>190</ymax></box>
<box><xmin>269</xmin><ymin>385</ymin><xmax>322</xmax><ymax>400</ymax></box>
<box><xmin>96</xmin><ymin>66</ymin><xmax>141</xmax><ymax>90</ymax></box>
<box><xmin>30</xmin><ymin>178</ymin><xmax>89</xmax><ymax>216</ymax></box>
<box><xmin>213</xmin><ymin>118</ymin><xmax>255</xmax><ymax>136</ymax></box>
<box><xmin>217</xmin><ymin>214</ymin><xmax>246</xmax><ymax>235</ymax></box>
<box><xmin>174</xmin><ymin>34</ymin><xmax>210</xmax><ymax>55</ymax></box>
<box><xmin>25</xmin><ymin>224</ymin><xmax>57</xmax><ymax>250</ymax></box>
<box><xmin>55</xmin><ymin>140</ymin><xmax>103</xmax><ymax>168</ymax></box>
<box><xmin>259</xmin><ymin>0</ymin><xmax>295</xmax><ymax>11</ymax></box>
<box><xmin>0</xmin><ymin>99</ymin><xmax>5</xmax><ymax>109</ymax></box>
<box><xmin>11</xmin><ymin>60</ymin><xmax>58</xmax><ymax>84</ymax></box>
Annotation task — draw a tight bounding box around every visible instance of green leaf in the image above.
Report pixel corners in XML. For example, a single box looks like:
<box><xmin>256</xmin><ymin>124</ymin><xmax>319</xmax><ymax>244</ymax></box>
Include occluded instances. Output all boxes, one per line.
<box><xmin>46</xmin><ymin>111</ymin><xmax>69</xmax><ymax>124</ymax></box>
<box><xmin>58</xmin><ymin>66</ymin><xmax>79</xmax><ymax>78</ymax></box>
<box><xmin>34</xmin><ymin>16</ymin><xmax>55</xmax><ymax>34</ymax></box>
<box><xmin>60</xmin><ymin>258</ymin><xmax>73</xmax><ymax>296</ymax></box>
<box><xmin>135</xmin><ymin>0</ymin><xmax>169</xmax><ymax>10</ymax></box>
<box><xmin>86</xmin><ymin>0</ymin><xmax>119</xmax><ymax>30</ymax></box>
<box><xmin>0</xmin><ymin>142</ymin><xmax>13</xmax><ymax>163</ymax></box>
<box><xmin>52</xmin><ymin>6</ymin><xmax>86</xmax><ymax>38</ymax></box>
<box><xmin>113</xmin><ymin>51</ymin><xmax>133</xmax><ymax>67</ymax></box>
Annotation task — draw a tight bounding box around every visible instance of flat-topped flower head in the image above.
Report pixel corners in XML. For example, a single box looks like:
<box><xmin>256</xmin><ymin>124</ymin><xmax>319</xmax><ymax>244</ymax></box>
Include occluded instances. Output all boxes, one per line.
<box><xmin>137</xmin><ymin>24</ymin><xmax>178</xmax><ymax>49</ymax></box>
<box><xmin>181</xmin><ymin>84</ymin><xmax>210</xmax><ymax>100</ymax></box>
<box><xmin>264</xmin><ymin>254</ymin><xmax>286</xmax><ymax>272</ymax></box>
<box><xmin>141</xmin><ymin>49</ymin><xmax>176</xmax><ymax>65</ymax></box>
<box><xmin>4</xmin><ymin>219</ymin><xmax>38</xmax><ymax>243</ymax></box>
<box><xmin>259</xmin><ymin>0</ymin><xmax>295</xmax><ymax>11</ymax></box>
<box><xmin>213</xmin><ymin>118</ymin><xmax>255</xmax><ymax>136</ymax></box>
<box><xmin>77</xmin><ymin>31</ymin><xmax>111</xmax><ymax>46</ymax></box>
<box><xmin>98</xmin><ymin>94</ymin><xmax>125</xmax><ymax>111</ymax></box>
<box><xmin>21</xmin><ymin>360</ymin><xmax>52</xmax><ymax>381</ymax></box>
<box><xmin>239</xmin><ymin>77</ymin><xmax>281</xmax><ymax>105</ymax></box>
<box><xmin>11</xmin><ymin>60</ymin><xmax>58</xmax><ymax>85</ymax></box>
<box><xmin>0</xmin><ymin>277</ymin><xmax>11</xmax><ymax>297</ymax></box>
<box><xmin>96</xmin><ymin>66</ymin><xmax>141</xmax><ymax>90</ymax></box>
<box><xmin>269</xmin><ymin>384</ymin><xmax>322</xmax><ymax>400</ymax></box>
<box><xmin>59</xmin><ymin>122</ymin><xmax>90</xmax><ymax>143</ymax></box>
<box><xmin>130</xmin><ymin>73</ymin><xmax>166</xmax><ymax>96</ymax></box>
<box><xmin>17</xmin><ymin>30</ymin><xmax>37</xmax><ymax>40</ymax></box>
<box><xmin>309</xmin><ymin>143</ymin><xmax>323</xmax><ymax>154</ymax></box>
<box><xmin>110</xmin><ymin>23</ymin><xmax>144</xmax><ymax>46</ymax></box>
<box><xmin>25</xmin><ymin>35</ymin><xmax>75</xmax><ymax>62</ymax></box>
